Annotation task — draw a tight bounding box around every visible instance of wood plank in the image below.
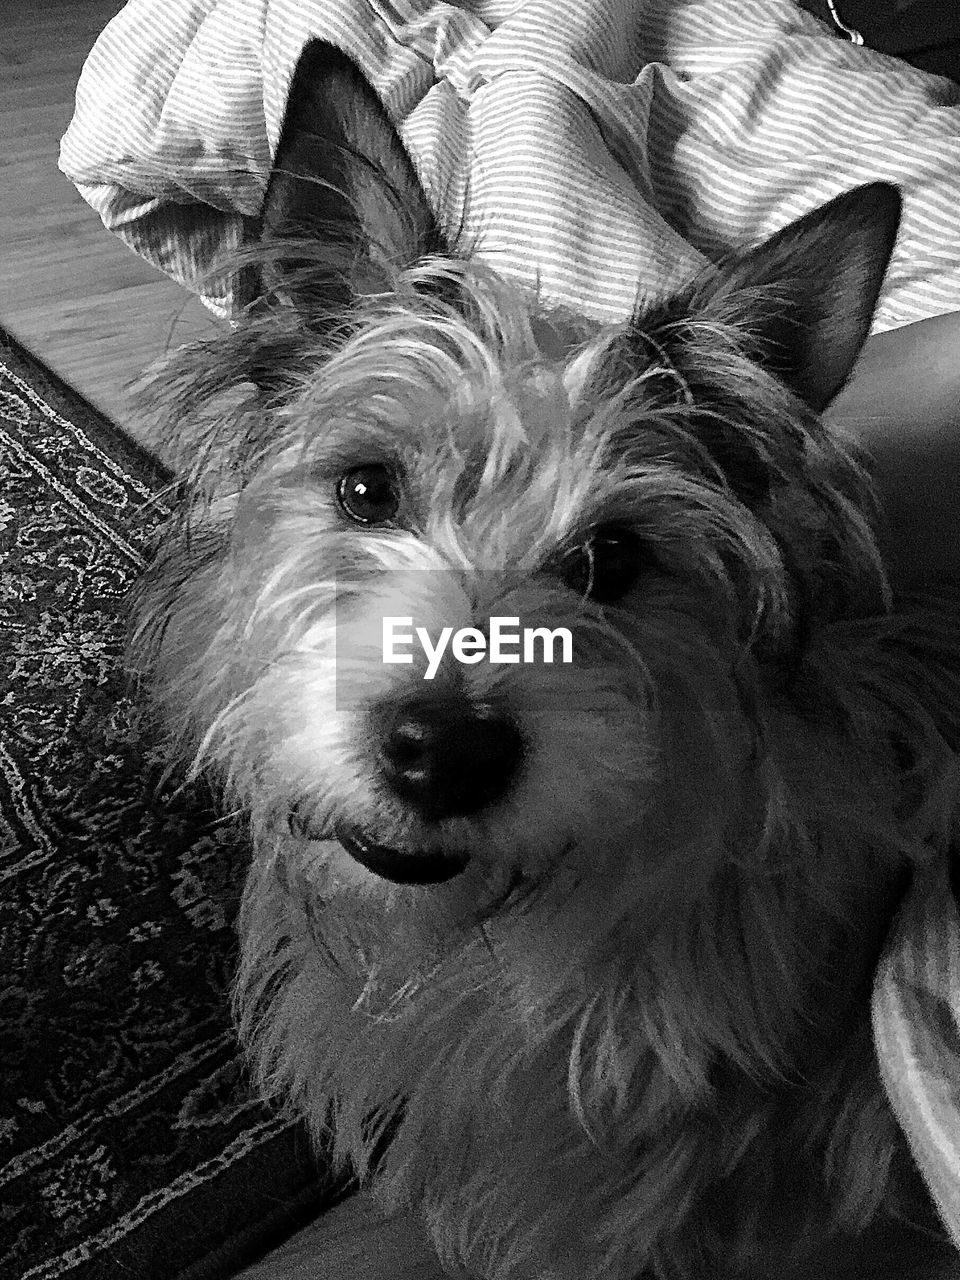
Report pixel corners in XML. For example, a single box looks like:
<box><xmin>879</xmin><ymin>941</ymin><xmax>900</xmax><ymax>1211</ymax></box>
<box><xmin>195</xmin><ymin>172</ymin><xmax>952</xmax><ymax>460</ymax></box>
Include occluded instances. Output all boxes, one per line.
<box><xmin>237</xmin><ymin>1192</ymin><xmax>460</xmax><ymax>1280</ymax></box>
<box><xmin>0</xmin><ymin>0</ymin><xmax>216</xmax><ymax>439</ymax></box>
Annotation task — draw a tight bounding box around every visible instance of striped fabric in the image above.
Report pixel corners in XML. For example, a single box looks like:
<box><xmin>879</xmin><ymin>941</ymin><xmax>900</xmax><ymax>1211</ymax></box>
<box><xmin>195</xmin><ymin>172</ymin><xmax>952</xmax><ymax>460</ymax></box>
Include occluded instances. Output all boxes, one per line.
<box><xmin>60</xmin><ymin>0</ymin><xmax>960</xmax><ymax>328</ymax></box>
<box><xmin>875</xmin><ymin>856</ymin><xmax>960</xmax><ymax>1252</ymax></box>
<box><xmin>60</xmin><ymin>0</ymin><xmax>960</xmax><ymax>1249</ymax></box>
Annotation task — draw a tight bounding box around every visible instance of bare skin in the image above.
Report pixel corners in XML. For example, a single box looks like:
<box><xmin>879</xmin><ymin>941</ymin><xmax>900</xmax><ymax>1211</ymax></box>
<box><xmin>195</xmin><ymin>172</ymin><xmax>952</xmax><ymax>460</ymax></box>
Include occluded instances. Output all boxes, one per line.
<box><xmin>829</xmin><ymin>310</ymin><xmax>960</xmax><ymax>591</ymax></box>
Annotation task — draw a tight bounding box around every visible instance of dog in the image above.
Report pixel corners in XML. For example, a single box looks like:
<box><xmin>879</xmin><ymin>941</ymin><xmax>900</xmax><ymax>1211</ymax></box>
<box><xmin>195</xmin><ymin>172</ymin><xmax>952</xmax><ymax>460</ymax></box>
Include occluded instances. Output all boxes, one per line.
<box><xmin>129</xmin><ymin>39</ymin><xmax>960</xmax><ymax>1280</ymax></box>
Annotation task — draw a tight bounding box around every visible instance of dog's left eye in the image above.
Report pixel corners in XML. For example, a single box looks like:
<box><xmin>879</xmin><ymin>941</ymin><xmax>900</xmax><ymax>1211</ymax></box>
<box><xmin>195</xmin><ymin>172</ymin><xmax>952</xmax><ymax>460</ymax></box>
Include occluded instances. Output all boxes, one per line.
<box><xmin>336</xmin><ymin>464</ymin><xmax>399</xmax><ymax>524</ymax></box>
<box><xmin>558</xmin><ymin>525</ymin><xmax>644</xmax><ymax>604</ymax></box>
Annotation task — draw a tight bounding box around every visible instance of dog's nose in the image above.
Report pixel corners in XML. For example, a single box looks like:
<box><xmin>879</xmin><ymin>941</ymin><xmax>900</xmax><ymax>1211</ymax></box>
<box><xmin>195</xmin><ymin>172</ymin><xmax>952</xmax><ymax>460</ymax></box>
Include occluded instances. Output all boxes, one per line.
<box><xmin>378</xmin><ymin>698</ymin><xmax>523</xmax><ymax>820</ymax></box>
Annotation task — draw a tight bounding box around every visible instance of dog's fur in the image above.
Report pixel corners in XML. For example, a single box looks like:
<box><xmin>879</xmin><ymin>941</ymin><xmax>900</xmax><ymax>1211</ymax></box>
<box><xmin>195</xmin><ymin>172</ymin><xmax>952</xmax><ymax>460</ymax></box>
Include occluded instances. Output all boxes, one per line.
<box><xmin>130</xmin><ymin>41</ymin><xmax>960</xmax><ymax>1280</ymax></box>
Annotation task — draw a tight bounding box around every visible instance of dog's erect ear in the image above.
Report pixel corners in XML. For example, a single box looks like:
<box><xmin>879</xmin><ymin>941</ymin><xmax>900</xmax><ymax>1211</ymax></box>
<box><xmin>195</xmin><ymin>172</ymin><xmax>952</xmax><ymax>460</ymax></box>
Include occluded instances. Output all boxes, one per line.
<box><xmin>696</xmin><ymin>182</ymin><xmax>902</xmax><ymax>412</ymax></box>
<box><xmin>259</xmin><ymin>40</ymin><xmax>446</xmax><ymax>315</ymax></box>
<box><xmin>614</xmin><ymin>184</ymin><xmax>901</xmax><ymax>506</ymax></box>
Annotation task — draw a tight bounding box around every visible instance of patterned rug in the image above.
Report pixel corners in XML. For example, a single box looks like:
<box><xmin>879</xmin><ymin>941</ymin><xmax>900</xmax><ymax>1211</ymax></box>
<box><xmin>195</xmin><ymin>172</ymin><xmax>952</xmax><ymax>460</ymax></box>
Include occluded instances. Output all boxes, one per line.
<box><xmin>0</xmin><ymin>330</ymin><xmax>345</xmax><ymax>1280</ymax></box>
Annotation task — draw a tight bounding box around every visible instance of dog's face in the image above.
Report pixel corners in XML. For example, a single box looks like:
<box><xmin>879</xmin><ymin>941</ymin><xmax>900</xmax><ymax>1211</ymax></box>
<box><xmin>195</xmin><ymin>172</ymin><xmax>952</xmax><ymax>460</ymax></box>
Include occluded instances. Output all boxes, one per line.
<box><xmin>184</xmin><ymin>271</ymin><xmax>780</xmax><ymax>908</ymax></box>
<box><xmin>171</xmin><ymin>265</ymin><xmax>853</xmax><ymax>907</ymax></box>
<box><xmin>135</xmin><ymin>135</ymin><xmax>899</xmax><ymax>924</ymax></box>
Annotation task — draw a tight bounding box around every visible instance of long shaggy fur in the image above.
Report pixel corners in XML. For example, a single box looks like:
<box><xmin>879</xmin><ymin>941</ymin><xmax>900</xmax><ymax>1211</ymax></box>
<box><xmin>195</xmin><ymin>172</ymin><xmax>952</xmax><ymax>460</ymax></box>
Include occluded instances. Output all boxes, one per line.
<box><xmin>129</xmin><ymin>40</ymin><xmax>960</xmax><ymax>1280</ymax></box>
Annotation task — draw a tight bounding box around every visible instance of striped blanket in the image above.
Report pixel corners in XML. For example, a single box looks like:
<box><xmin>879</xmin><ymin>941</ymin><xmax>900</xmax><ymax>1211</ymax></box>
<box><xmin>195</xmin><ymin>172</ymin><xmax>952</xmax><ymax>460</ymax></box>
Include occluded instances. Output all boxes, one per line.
<box><xmin>61</xmin><ymin>0</ymin><xmax>960</xmax><ymax>328</ymax></box>
<box><xmin>59</xmin><ymin>0</ymin><xmax>960</xmax><ymax>1250</ymax></box>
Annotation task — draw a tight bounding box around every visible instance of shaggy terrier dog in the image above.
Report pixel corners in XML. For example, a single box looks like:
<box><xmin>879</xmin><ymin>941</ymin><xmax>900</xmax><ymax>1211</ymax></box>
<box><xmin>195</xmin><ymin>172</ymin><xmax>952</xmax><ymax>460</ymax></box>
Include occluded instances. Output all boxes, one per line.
<box><xmin>130</xmin><ymin>40</ymin><xmax>960</xmax><ymax>1280</ymax></box>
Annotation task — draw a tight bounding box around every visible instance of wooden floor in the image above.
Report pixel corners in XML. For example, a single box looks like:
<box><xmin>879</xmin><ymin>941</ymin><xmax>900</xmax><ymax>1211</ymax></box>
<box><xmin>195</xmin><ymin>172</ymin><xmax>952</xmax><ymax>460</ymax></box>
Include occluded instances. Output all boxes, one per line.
<box><xmin>0</xmin><ymin>1</ymin><xmax>213</xmax><ymax>443</ymax></box>
<box><xmin>237</xmin><ymin>1191</ymin><xmax>459</xmax><ymax>1280</ymax></box>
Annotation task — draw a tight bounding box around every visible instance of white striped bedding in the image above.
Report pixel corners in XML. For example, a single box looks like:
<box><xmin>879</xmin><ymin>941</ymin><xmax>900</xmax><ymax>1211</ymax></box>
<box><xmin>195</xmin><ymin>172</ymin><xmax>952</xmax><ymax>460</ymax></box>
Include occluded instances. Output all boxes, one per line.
<box><xmin>59</xmin><ymin>0</ymin><xmax>960</xmax><ymax>1249</ymax></box>
<box><xmin>60</xmin><ymin>0</ymin><xmax>960</xmax><ymax>328</ymax></box>
<box><xmin>875</xmin><ymin>855</ymin><xmax>960</xmax><ymax>1253</ymax></box>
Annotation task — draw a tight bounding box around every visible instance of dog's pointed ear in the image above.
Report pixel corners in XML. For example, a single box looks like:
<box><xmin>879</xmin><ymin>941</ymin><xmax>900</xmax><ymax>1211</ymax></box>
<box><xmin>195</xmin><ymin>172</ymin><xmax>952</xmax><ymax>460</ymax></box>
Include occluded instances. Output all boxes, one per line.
<box><xmin>613</xmin><ymin>184</ymin><xmax>901</xmax><ymax>507</ymax></box>
<box><xmin>696</xmin><ymin>183</ymin><xmax>902</xmax><ymax>412</ymax></box>
<box><xmin>259</xmin><ymin>40</ymin><xmax>446</xmax><ymax>316</ymax></box>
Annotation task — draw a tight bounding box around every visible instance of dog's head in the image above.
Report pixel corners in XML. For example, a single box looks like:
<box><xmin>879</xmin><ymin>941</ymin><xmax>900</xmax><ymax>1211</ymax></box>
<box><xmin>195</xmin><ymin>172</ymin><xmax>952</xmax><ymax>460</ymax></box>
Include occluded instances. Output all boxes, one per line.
<box><xmin>132</xmin><ymin>41</ymin><xmax>904</xmax><ymax>908</ymax></box>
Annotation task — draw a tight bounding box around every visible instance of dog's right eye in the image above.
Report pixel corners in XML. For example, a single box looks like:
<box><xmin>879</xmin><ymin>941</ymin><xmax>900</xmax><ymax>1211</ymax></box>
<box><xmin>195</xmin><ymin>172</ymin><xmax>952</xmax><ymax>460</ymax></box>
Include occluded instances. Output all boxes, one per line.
<box><xmin>336</xmin><ymin>464</ymin><xmax>399</xmax><ymax>524</ymax></box>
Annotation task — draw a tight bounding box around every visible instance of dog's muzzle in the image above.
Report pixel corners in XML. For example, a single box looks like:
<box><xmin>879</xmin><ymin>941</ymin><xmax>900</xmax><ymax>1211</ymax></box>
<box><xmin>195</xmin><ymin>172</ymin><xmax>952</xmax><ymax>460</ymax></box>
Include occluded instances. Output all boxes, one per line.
<box><xmin>289</xmin><ymin>694</ymin><xmax>523</xmax><ymax>884</ymax></box>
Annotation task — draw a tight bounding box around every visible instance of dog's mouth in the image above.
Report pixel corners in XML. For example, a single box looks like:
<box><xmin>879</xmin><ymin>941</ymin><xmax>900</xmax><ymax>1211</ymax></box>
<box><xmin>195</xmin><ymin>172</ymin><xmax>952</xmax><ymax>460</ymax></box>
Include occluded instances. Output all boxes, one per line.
<box><xmin>290</xmin><ymin>810</ymin><xmax>470</xmax><ymax>885</ymax></box>
<box><xmin>336</xmin><ymin>826</ymin><xmax>470</xmax><ymax>885</ymax></box>
<box><xmin>287</xmin><ymin>804</ymin><xmax>471</xmax><ymax>884</ymax></box>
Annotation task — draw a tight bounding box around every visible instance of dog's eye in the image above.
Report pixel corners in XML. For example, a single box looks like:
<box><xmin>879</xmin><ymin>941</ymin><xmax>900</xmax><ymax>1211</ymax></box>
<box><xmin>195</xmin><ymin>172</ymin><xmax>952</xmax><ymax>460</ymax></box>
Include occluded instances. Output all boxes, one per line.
<box><xmin>336</xmin><ymin>464</ymin><xmax>399</xmax><ymax>524</ymax></box>
<box><xmin>558</xmin><ymin>525</ymin><xmax>644</xmax><ymax>604</ymax></box>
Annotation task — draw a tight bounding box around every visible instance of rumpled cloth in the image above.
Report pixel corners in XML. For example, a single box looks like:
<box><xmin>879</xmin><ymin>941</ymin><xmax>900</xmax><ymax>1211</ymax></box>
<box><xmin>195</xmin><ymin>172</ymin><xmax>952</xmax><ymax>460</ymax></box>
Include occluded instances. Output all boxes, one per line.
<box><xmin>60</xmin><ymin>0</ymin><xmax>960</xmax><ymax>328</ymax></box>
<box><xmin>60</xmin><ymin>0</ymin><xmax>960</xmax><ymax>1250</ymax></box>
<box><xmin>875</xmin><ymin>856</ymin><xmax>960</xmax><ymax>1251</ymax></box>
